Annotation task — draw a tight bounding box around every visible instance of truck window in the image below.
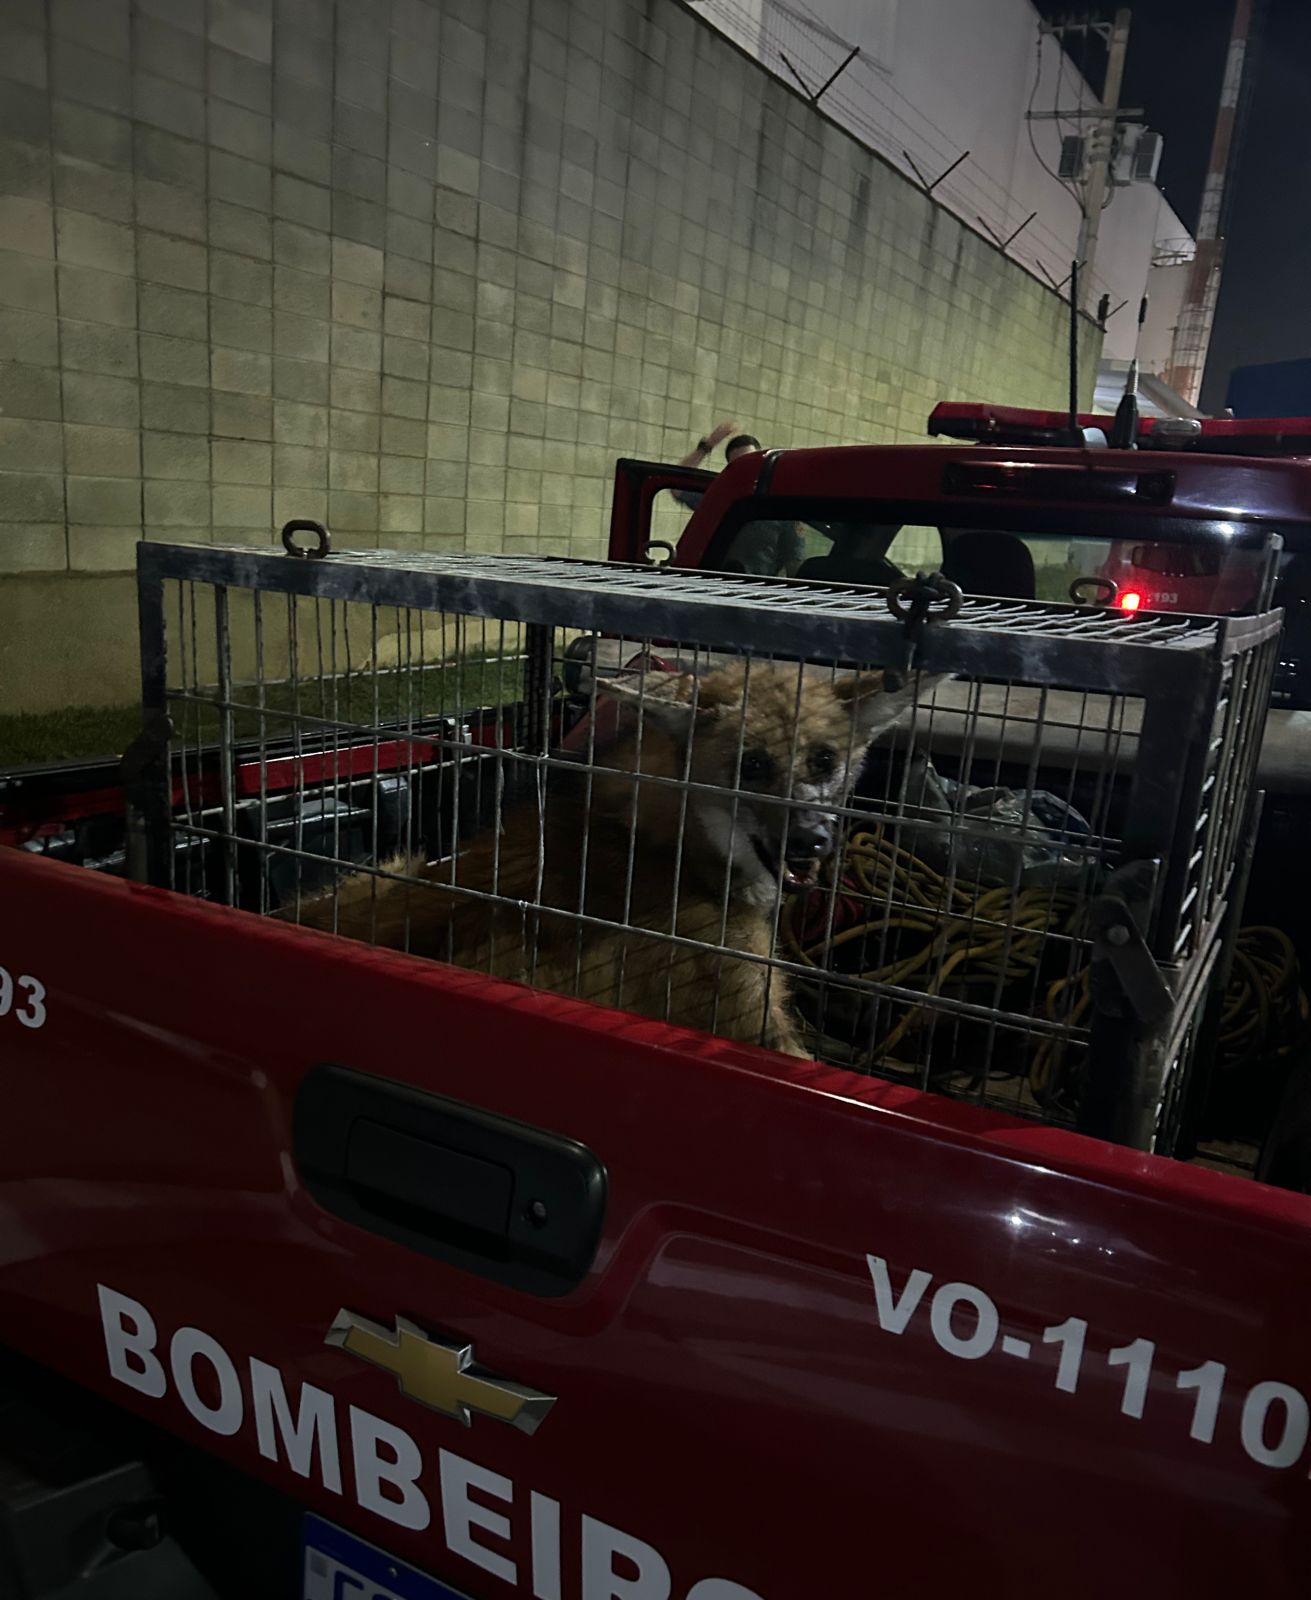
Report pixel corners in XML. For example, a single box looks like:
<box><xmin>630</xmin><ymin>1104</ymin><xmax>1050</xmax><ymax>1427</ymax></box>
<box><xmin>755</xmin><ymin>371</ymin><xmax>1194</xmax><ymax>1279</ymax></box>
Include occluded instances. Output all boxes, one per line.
<box><xmin>717</xmin><ymin>520</ymin><xmax>944</xmax><ymax>584</ymax></box>
<box><xmin>703</xmin><ymin>508</ymin><xmax>1287</xmax><ymax>616</ymax></box>
<box><xmin>1017</xmin><ymin>533</ymin><xmax>1266</xmax><ymax>611</ymax></box>
<box><xmin>884</xmin><ymin>525</ymin><xmax>942</xmax><ymax>571</ymax></box>
<box><xmin>1130</xmin><ymin>543</ymin><xmax>1224</xmax><ymax>578</ymax></box>
<box><xmin>717</xmin><ymin>517</ymin><xmax>808</xmax><ymax>576</ymax></box>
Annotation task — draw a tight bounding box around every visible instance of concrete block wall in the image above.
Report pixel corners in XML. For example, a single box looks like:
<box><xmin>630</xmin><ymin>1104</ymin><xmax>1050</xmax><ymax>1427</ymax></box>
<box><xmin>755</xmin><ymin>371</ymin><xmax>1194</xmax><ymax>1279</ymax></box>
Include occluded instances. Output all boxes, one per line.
<box><xmin>0</xmin><ymin>0</ymin><xmax>1099</xmax><ymax>716</ymax></box>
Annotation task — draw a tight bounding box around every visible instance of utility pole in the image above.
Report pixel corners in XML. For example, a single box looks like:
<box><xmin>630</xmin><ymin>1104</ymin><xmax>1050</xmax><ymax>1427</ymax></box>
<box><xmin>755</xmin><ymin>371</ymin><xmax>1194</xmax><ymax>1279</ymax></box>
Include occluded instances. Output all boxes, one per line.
<box><xmin>1076</xmin><ymin>7</ymin><xmax>1132</xmax><ymax>313</ymax></box>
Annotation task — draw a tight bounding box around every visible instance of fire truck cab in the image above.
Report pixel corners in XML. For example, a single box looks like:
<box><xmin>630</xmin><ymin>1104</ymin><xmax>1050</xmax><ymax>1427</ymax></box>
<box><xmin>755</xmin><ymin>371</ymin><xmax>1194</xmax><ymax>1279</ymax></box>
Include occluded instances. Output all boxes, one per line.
<box><xmin>609</xmin><ymin>402</ymin><xmax>1311</xmax><ymax>714</ymax></box>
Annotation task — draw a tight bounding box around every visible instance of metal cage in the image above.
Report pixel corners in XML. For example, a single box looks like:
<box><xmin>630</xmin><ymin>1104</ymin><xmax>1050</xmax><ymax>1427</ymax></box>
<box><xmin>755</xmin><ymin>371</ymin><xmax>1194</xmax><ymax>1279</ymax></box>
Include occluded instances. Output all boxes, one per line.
<box><xmin>130</xmin><ymin>540</ymin><xmax>1282</xmax><ymax>1157</ymax></box>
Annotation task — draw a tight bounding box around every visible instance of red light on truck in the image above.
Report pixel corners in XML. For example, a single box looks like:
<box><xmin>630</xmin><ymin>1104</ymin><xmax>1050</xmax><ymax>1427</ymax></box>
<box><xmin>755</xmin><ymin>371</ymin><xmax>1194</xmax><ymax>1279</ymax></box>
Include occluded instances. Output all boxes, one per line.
<box><xmin>1120</xmin><ymin>590</ymin><xmax>1143</xmax><ymax>612</ymax></box>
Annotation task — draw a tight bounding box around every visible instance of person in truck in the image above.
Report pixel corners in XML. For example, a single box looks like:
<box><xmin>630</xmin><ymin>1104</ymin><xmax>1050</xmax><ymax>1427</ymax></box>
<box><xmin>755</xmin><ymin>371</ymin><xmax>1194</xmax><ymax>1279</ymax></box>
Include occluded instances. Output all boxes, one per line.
<box><xmin>673</xmin><ymin>420</ymin><xmax>757</xmax><ymax>499</ymax></box>
<box><xmin>672</xmin><ymin>423</ymin><xmax>803</xmax><ymax>576</ymax></box>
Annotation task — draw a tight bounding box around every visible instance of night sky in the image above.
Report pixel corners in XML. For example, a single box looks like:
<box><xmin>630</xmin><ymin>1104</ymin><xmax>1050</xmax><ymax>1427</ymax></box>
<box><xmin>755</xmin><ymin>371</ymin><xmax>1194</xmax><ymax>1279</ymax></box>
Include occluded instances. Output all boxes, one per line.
<box><xmin>1031</xmin><ymin>0</ymin><xmax>1310</xmax><ymax>412</ymax></box>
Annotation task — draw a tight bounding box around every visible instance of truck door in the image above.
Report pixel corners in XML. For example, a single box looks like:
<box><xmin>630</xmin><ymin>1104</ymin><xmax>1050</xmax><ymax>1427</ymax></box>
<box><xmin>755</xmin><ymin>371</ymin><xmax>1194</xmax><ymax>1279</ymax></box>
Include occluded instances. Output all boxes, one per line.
<box><xmin>606</xmin><ymin>458</ymin><xmax>715</xmax><ymax>564</ymax></box>
<box><xmin>4</xmin><ymin>846</ymin><xmax>1311</xmax><ymax>1600</ymax></box>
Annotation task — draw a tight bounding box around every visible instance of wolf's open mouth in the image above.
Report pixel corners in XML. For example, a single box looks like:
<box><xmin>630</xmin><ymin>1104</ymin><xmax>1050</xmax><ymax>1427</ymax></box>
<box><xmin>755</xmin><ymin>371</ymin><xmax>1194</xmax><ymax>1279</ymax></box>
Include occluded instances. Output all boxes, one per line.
<box><xmin>751</xmin><ymin>835</ymin><xmax>822</xmax><ymax>892</ymax></box>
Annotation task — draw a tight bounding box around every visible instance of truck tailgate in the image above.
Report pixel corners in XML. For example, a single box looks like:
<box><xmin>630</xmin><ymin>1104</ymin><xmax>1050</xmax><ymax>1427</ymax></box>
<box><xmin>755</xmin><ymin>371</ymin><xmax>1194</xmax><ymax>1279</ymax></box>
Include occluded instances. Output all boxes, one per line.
<box><xmin>2</xmin><ymin>847</ymin><xmax>1310</xmax><ymax>1598</ymax></box>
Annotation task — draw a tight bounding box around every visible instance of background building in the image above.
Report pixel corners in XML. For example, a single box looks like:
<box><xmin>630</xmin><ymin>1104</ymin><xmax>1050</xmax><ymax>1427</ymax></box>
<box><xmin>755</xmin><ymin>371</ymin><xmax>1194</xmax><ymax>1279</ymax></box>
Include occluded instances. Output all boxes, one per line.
<box><xmin>1</xmin><ymin>0</ymin><xmax>1102</xmax><ymax>720</ymax></box>
<box><xmin>699</xmin><ymin>0</ymin><xmax>1198</xmax><ymax>397</ymax></box>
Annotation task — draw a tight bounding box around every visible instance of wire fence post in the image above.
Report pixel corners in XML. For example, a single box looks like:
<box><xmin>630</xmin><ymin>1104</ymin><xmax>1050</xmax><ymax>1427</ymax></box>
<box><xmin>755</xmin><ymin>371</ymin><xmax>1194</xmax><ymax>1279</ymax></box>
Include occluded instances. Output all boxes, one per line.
<box><xmin>976</xmin><ymin>210</ymin><xmax>1038</xmax><ymax>253</ymax></box>
<box><xmin>903</xmin><ymin>148</ymin><xmax>969</xmax><ymax>195</ymax></box>
<box><xmin>809</xmin><ymin>43</ymin><xmax>859</xmax><ymax>105</ymax></box>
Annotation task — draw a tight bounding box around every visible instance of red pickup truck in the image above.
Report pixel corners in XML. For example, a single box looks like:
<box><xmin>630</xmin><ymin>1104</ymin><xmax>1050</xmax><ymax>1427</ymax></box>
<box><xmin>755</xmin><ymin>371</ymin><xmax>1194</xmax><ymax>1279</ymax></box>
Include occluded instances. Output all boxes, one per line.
<box><xmin>3</xmin><ymin>405</ymin><xmax>1311</xmax><ymax>1600</ymax></box>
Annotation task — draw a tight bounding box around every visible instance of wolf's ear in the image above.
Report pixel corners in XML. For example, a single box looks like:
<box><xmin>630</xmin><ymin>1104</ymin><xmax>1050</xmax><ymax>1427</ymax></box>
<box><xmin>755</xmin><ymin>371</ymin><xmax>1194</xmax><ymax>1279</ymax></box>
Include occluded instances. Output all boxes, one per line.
<box><xmin>832</xmin><ymin>669</ymin><xmax>953</xmax><ymax>741</ymax></box>
<box><xmin>829</xmin><ymin>670</ymin><xmax>894</xmax><ymax>709</ymax></box>
<box><xmin>595</xmin><ymin>671</ymin><xmax>707</xmax><ymax>733</ymax></box>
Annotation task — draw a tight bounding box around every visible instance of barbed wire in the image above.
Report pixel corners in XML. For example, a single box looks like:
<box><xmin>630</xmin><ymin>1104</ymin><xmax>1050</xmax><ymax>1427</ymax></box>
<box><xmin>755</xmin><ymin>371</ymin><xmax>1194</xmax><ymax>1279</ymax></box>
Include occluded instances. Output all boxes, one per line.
<box><xmin>690</xmin><ymin>0</ymin><xmax>1121</xmax><ymax>303</ymax></box>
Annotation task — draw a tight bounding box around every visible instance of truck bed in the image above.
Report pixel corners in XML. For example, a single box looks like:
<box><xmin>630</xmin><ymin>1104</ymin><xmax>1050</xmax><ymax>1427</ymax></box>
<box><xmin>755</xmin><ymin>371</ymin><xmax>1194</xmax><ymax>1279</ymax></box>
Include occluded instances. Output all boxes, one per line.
<box><xmin>3</xmin><ymin>845</ymin><xmax>1311</xmax><ymax>1598</ymax></box>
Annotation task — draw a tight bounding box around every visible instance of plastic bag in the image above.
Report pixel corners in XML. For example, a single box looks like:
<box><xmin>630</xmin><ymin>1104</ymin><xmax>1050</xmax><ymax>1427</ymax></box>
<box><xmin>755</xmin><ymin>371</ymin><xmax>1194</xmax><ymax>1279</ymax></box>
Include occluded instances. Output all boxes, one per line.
<box><xmin>900</xmin><ymin>756</ymin><xmax>1095</xmax><ymax>890</ymax></box>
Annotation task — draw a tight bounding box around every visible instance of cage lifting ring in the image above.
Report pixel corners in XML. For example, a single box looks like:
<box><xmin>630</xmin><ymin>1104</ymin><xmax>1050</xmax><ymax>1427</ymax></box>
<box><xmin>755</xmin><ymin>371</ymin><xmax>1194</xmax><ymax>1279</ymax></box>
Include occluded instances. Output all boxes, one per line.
<box><xmin>281</xmin><ymin>519</ymin><xmax>331</xmax><ymax>560</ymax></box>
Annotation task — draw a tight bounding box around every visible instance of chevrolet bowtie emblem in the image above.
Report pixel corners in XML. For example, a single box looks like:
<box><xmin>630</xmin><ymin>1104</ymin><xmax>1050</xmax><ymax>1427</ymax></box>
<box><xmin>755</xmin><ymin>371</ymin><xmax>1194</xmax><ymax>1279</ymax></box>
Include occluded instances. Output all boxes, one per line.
<box><xmin>326</xmin><ymin>1310</ymin><xmax>555</xmax><ymax>1435</ymax></box>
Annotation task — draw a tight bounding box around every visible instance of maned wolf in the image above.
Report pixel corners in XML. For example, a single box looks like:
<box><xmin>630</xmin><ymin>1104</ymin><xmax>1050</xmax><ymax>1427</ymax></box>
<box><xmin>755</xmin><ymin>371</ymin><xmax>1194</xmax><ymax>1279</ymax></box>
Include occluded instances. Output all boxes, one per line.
<box><xmin>288</xmin><ymin>662</ymin><xmax>935</xmax><ymax>1056</ymax></box>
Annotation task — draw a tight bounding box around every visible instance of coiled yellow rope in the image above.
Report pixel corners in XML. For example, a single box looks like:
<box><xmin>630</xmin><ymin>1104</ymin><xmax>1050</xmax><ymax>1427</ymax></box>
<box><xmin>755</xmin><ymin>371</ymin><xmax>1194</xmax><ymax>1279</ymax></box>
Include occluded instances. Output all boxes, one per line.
<box><xmin>781</xmin><ymin>828</ymin><xmax>1082</xmax><ymax>1067</ymax></box>
<box><xmin>783</xmin><ymin>828</ymin><xmax>1306</xmax><ymax>1113</ymax></box>
<box><xmin>1218</xmin><ymin>925</ymin><xmax>1306</xmax><ymax>1072</ymax></box>
<box><xmin>1030</xmin><ymin>925</ymin><xmax>1306</xmax><ymax>1104</ymax></box>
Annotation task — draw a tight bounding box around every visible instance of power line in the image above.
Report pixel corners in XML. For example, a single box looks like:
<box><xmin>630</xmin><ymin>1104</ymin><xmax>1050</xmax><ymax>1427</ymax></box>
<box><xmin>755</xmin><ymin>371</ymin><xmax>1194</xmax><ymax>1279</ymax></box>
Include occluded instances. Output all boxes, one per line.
<box><xmin>715</xmin><ymin>0</ymin><xmax>1075</xmax><ymax>250</ymax></box>
<box><xmin>789</xmin><ymin>3</ymin><xmax>1105</xmax><ymax>272</ymax></box>
<box><xmin>688</xmin><ymin>0</ymin><xmax>1118</xmax><ymax>299</ymax></box>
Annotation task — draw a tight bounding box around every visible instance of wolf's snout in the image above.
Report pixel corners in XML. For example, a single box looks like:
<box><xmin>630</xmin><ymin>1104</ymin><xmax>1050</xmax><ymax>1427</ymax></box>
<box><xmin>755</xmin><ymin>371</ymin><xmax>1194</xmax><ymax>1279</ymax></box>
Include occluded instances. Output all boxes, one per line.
<box><xmin>774</xmin><ymin>817</ymin><xmax>832</xmax><ymax>892</ymax></box>
<box><xmin>786</xmin><ymin>818</ymin><xmax>833</xmax><ymax>862</ymax></box>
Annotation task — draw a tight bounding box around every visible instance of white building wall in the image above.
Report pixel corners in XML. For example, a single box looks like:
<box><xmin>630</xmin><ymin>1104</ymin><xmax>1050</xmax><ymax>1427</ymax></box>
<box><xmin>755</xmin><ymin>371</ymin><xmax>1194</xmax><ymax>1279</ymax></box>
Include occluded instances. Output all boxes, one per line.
<box><xmin>695</xmin><ymin>0</ymin><xmax>1191</xmax><ymax>363</ymax></box>
<box><xmin>1140</xmin><ymin>262</ymin><xmax>1192</xmax><ymax>377</ymax></box>
<box><xmin>702</xmin><ymin>0</ymin><xmax>766</xmax><ymax>58</ymax></box>
<box><xmin>1094</xmin><ymin>184</ymin><xmax>1180</xmax><ymax>360</ymax></box>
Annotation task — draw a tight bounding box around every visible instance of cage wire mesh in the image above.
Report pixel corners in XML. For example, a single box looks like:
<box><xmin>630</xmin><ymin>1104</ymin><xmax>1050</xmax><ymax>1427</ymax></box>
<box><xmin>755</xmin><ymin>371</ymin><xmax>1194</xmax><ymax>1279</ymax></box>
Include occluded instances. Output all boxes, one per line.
<box><xmin>133</xmin><ymin>544</ymin><xmax>1282</xmax><ymax>1154</ymax></box>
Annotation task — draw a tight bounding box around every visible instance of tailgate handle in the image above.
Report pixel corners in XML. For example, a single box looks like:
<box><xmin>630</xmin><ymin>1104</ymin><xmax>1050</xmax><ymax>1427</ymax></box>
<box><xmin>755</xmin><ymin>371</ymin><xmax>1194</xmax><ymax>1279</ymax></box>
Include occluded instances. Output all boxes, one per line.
<box><xmin>346</xmin><ymin>1120</ymin><xmax>515</xmax><ymax>1236</ymax></box>
<box><xmin>294</xmin><ymin>1064</ymin><xmax>607</xmax><ymax>1298</ymax></box>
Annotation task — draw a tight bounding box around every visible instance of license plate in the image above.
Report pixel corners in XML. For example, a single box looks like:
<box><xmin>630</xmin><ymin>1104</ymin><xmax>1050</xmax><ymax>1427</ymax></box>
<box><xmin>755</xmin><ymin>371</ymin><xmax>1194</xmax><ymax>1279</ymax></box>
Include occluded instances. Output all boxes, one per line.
<box><xmin>301</xmin><ymin>1514</ymin><xmax>471</xmax><ymax>1600</ymax></box>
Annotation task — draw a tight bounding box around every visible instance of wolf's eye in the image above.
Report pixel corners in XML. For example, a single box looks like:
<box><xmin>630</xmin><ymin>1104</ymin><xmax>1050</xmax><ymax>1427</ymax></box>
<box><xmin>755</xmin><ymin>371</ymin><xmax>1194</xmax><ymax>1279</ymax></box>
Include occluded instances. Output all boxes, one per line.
<box><xmin>739</xmin><ymin>748</ymin><xmax>777</xmax><ymax>784</ymax></box>
<box><xmin>808</xmin><ymin>744</ymin><xmax>838</xmax><ymax>778</ymax></box>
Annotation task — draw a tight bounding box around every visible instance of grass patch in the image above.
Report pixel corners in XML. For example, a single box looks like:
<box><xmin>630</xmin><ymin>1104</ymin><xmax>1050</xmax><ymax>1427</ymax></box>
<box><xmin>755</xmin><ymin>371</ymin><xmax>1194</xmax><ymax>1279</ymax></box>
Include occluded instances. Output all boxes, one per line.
<box><xmin>170</xmin><ymin>658</ymin><xmax>525</xmax><ymax>742</ymax></box>
<box><xmin>0</xmin><ymin>657</ymin><xmax>528</xmax><ymax>772</ymax></box>
<box><xmin>0</xmin><ymin>704</ymin><xmax>144</xmax><ymax>768</ymax></box>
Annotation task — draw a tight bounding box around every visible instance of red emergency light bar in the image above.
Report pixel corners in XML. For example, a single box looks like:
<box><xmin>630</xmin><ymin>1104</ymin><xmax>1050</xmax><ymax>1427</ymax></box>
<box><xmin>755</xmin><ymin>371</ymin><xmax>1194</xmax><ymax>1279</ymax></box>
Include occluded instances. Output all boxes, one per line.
<box><xmin>928</xmin><ymin>402</ymin><xmax>1311</xmax><ymax>458</ymax></box>
<box><xmin>1164</xmin><ymin>416</ymin><xmax>1311</xmax><ymax>455</ymax></box>
<box><xmin>929</xmin><ymin>402</ymin><xmax>1112</xmax><ymax>445</ymax></box>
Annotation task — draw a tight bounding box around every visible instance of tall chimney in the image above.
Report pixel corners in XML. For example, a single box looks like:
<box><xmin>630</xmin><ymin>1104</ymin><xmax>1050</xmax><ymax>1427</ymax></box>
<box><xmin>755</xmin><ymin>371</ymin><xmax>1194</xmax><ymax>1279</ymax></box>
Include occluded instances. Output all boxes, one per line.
<box><xmin>1162</xmin><ymin>0</ymin><xmax>1256</xmax><ymax>408</ymax></box>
